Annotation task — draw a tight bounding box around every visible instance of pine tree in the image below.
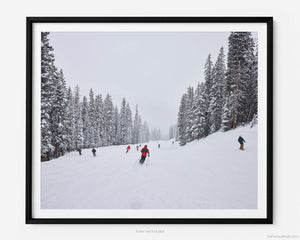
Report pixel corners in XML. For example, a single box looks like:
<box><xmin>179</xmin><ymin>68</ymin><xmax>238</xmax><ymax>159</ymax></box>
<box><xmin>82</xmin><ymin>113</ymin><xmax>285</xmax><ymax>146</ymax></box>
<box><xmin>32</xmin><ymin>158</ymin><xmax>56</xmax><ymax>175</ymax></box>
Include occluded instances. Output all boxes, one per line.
<box><xmin>221</xmin><ymin>93</ymin><xmax>233</xmax><ymax>131</ymax></box>
<box><xmin>190</xmin><ymin>82</ymin><xmax>207</xmax><ymax>139</ymax></box>
<box><xmin>209</xmin><ymin>47</ymin><xmax>226</xmax><ymax>133</ymax></box>
<box><xmin>119</xmin><ymin>98</ymin><xmax>129</xmax><ymax>144</ymax></box>
<box><xmin>126</xmin><ymin>103</ymin><xmax>133</xmax><ymax>143</ymax></box>
<box><xmin>65</xmin><ymin>87</ymin><xmax>75</xmax><ymax>152</ymax></box>
<box><xmin>168</xmin><ymin>124</ymin><xmax>178</xmax><ymax>140</ymax></box>
<box><xmin>41</xmin><ymin>32</ymin><xmax>56</xmax><ymax>161</ymax></box>
<box><xmin>88</xmin><ymin>89</ymin><xmax>96</xmax><ymax>147</ymax></box>
<box><xmin>177</xmin><ymin>93</ymin><xmax>188</xmax><ymax>145</ymax></box>
<box><xmin>113</xmin><ymin>106</ymin><xmax>121</xmax><ymax>145</ymax></box>
<box><xmin>82</xmin><ymin>96</ymin><xmax>91</xmax><ymax>148</ymax></box>
<box><xmin>50</xmin><ymin>69</ymin><xmax>68</xmax><ymax>158</ymax></box>
<box><xmin>103</xmin><ymin>94</ymin><xmax>114</xmax><ymax>146</ymax></box>
<box><xmin>184</xmin><ymin>86</ymin><xmax>194</xmax><ymax>142</ymax></box>
<box><xmin>204</xmin><ymin>54</ymin><xmax>213</xmax><ymax>132</ymax></box>
<box><xmin>73</xmin><ymin>85</ymin><xmax>83</xmax><ymax>149</ymax></box>
<box><xmin>224</xmin><ymin>32</ymin><xmax>256</xmax><ymax>128</ymax></box>
<box><xmin>94</xmin><ymin>94</ymin><xmax>104</xmax><ymax>147</ymax></box>
<box><xmin>247</xmin><ymin>46</ymin><xmax>258</xmax><ymax>122</ymax></box>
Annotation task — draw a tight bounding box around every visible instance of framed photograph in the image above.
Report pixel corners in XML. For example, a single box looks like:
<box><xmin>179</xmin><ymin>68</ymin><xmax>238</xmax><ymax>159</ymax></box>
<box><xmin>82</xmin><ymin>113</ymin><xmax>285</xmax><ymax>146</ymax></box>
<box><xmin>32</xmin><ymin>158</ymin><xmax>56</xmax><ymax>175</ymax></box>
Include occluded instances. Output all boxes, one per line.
<box><xmin>26</xmin><ymin>17</ymin><xmax>273</xmax><ymax>224</ymax></box>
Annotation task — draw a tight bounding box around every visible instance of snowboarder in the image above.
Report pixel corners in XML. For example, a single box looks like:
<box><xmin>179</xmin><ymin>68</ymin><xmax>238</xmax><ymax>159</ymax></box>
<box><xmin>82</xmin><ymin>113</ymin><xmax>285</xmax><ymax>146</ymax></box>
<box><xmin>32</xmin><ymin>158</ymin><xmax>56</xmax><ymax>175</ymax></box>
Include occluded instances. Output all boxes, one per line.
<box><xmin>126</xmin><ymin>145</ymin><xmax>131</xmax><ymax>153</ymax></box>
<box><xmin>77</xmin><ymin>148</ymin><xmax>82</xmax><ymax>155</ymax></box>
<box><xmin>92</xmin><ymin>148</ymin><xmax>96</xmax><ymax>156</ymax></box>
<box><xmin>139</xmin><ymin>145</ymin><xmax>150</xmax><ymax>164</ymax></box>
<box><xmin>158</xmin><ymin>143</ymin><xmax>160</xmax><ymax>148</ymax></box>
<box><xmin>238</xmin><ymin>136</ymin><xmax>246</xmax><ymax>150</ymax></box>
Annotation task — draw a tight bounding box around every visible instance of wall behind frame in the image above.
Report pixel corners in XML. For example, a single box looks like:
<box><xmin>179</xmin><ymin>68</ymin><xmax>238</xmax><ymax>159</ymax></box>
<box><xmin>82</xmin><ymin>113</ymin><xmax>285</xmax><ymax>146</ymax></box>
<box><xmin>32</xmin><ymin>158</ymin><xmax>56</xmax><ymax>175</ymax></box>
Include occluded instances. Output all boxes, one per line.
<box><xmin>0</xmin><ymin>0</ymin><xmax>299</xmax><ymax>239</ymax></box>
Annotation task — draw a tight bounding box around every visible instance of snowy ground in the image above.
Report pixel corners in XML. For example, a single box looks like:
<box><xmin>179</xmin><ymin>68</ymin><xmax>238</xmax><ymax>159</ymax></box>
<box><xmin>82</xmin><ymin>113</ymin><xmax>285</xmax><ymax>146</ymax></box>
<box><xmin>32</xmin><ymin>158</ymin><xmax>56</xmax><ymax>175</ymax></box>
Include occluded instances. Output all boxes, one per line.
<box><xmin>41</xmin><ymin>125</ymin><xmax>257</xmax><ymax>209</ymax></box>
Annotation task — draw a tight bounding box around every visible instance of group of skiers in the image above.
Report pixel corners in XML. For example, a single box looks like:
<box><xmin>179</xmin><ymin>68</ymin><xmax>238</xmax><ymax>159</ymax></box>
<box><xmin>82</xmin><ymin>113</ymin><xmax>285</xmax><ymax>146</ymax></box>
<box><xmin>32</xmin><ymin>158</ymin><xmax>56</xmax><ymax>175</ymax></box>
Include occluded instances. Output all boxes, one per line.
<box><xmin>126</xmin><ymin>144</ymin><xmax>150</xmax><ymax>164</ymax></box>
<box><xmin>76</xmin><ymin>148</ymin><xmax>96</xmax><ymax>156</ymax></box>
<box><xmin>75</xmin><ymin>136</ymin><xmax>246</xmax><ymax>164</ymax></box>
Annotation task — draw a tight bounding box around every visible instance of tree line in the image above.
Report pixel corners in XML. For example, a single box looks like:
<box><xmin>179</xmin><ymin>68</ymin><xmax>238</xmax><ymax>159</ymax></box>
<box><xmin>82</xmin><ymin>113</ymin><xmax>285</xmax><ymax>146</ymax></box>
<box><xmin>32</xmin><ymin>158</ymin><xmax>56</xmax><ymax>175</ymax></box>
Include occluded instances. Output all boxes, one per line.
<box><xmin>176</xmin><ymin>32</ymin><xmax>258</xmax><ymax>146</ymax></box>
<box><xmin>41</xmin><ymin>32</ymin><xmax>158</xmax><ymax>161</ymax></box>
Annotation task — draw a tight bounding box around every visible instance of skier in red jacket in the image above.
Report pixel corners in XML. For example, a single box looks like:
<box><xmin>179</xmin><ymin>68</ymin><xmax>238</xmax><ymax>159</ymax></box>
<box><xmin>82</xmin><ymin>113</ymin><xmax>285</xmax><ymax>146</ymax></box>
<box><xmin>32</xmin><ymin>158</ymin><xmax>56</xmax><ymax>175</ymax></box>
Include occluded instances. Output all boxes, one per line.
<box><xmin>139</xmin><ymin>145</ymin><xmax>150</xmax><ymax>164</ymax></box>
<box><xmin>126</xmin><ymin>145</ymin><xmax>131</xmax><ymax>153</ymax></box>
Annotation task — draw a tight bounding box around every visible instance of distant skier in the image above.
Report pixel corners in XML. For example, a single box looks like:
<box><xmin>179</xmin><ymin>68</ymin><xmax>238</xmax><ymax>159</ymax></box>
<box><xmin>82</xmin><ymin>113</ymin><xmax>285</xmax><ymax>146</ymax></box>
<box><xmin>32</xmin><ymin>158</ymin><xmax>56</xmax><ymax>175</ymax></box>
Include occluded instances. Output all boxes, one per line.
<box><xmin>238</xmin><ymin>136</ymin><xmax>246</xmax><ymax>150</ymax></box>
<box><xmin>126</xmin><ymin>145</ymin><xmax>131</xmax><ymax>153</ymax></box>
<box><xmin>77</xmin><ymin>148</ymin><xmax>82</xmax><ymax>155</ymax></box>
<box><xmin>136</xmin><ymin>145</ymin><xmax>139</xmax><ymax>151</ymax></box>
<box><xmin>172</xmin><ymin>141</ymin><xmax>174</xmax><ymax>144</ymax></box>
<box><xmin>140</xmin><ymin>145</ymin><xmax>150</xmax><ymax>164</ymax></box>
<box><xmin>158</xmin><ymin>143</ymin><xmax>160</xmax><ymax>148</ymax></box>
<box><xmin>92</xmin><ymin>148</ymin><xmax>96</xmax><ymax>156</ymax></box>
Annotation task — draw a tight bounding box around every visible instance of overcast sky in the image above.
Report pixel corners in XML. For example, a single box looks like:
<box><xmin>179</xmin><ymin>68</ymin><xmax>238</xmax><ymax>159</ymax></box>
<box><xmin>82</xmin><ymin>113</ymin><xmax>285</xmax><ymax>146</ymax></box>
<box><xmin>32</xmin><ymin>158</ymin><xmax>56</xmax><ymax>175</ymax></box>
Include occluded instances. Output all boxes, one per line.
<box><xmin>49</xmin><ymin>32</ymin><xmax>231</xmax><ymax>136</ymax></box>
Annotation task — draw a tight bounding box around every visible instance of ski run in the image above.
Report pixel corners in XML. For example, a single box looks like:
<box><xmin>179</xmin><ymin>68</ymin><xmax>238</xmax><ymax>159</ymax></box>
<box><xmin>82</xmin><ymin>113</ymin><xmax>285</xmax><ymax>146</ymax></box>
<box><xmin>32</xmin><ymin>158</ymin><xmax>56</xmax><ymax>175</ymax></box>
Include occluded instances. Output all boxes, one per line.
<box><xmin>41</xmin><ymin>124</ymin><xmax>257</xmax><ymax>209</ymax></box>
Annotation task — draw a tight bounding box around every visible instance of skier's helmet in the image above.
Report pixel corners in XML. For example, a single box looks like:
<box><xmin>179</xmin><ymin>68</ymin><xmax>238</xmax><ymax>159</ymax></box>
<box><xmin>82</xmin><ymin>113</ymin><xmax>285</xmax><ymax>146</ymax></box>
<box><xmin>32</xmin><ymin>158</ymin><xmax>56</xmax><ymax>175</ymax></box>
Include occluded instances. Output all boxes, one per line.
<box><xmin>145</xmin><ymin>145</ymin><xmax>147</xmax><ymax>147</ymax></box>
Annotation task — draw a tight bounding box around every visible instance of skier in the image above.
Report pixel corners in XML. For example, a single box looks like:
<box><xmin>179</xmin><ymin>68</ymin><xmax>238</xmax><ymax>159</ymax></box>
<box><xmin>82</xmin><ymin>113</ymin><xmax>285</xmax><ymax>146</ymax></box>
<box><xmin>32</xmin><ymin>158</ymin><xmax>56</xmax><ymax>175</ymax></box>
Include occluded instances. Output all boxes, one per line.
<box><xmin>136</xmin><ymin>145</ymin><xmax>139</xmax><ymax>151</ymax></box>
<box><xmin>92</xmin><ymin>148</ymin><xmax>96</xmax><ymax>156</ymax></box>
<box><xmin>77</xmin><ymin>148</ymin><xmax>82</xmax><ymax>155</ymax></box>
<box><xmin>172</xmin><ymin>141</ymin><xmax>174</xmax><ymax>144</ymax></box>
<box><xmin>238</xmin><ymin>136</ymin><xmax>246</xmax><ymax>150</ymax></box>
<box><xmin>158</xmin><ymin>143</ymin><xmax>160</xmax><ymax>148</ymax></box>
<box><xmin>139</xmin><ymin>145</ymin><xmax>150</xmax><ymax>164</ymax></box>
<box><xmin>126</xmin><ymin>145</ymin><xmax>131</xmax><ymax>153</ymax></box>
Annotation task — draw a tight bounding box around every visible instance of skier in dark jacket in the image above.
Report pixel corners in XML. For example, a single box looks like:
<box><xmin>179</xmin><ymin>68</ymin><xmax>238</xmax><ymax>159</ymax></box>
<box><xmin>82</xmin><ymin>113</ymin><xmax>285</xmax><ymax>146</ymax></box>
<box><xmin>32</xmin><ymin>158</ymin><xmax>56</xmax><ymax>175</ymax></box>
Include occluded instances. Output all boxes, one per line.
<box><xmin>158</xmin><ymin>143</ymin><xmax>160</xmax><ymax>148</ymax></box>
<box><xmin>92</xmin><ymin>148</ymin><xmax>96</xmax><ymax>156</ymax></box>
<box><xmin>238</xmin><ymin>136</ymin><xmax>246</xmax><ymax>150</ymax></box>
<box><xmin>77</xmin><ymin>148</ymin><xmax>82</xmax><ymax>155</ymax></box>
<box><xmin>140</xmin><ymin>145</ymin><xmax>150</xmax><ymax>164</ymax></box>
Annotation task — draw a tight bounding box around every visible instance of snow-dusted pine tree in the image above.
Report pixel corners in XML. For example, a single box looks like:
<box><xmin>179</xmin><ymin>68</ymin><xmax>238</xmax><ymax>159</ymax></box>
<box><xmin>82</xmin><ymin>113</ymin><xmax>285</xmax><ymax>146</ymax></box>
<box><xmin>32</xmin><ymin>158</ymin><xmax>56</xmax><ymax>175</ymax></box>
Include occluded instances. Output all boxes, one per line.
<box><xmin>113</xmin><ymin>106</ymin><xmax>121</xmax><ymax>145</ymax></box>
<box><xmin>103</xmin><ymin>94</ymin><xmax>114</xmax><ymax>146</ymax></box>
<box><xmin>94</xmin><ymin>94</ymin><xmax>104</xmax><ymax>147</ymax></box>
<box><xmin>184</xmin><ymin>86</ymin><xmax>195</xmax><ymax>142</ymax></box>
<box><xmin>221</xmin><ymin>93</ymin><xmax>233</xmax><ymax>131</ymax></box>
<box><xmin>65</xmin><ymin>87</ymin><xmax>75</xmax><ymax>152</ymax></box>
<box><xmin>73</xmin><ymin>85</ymin><xmax>84</xmax><ymax>149</ymax></box>
<box><xmin>88</xmin><ymin>89</ymin><xmax>96</xmax><ymax>147</ymax></box>
<box><xmin>224</xmin><ymin>32</ymin><xmax>256</xmax><ymax>128</ymax></box>
<box><xmin>41</xmin><ymin>32</ymin><xmax>56</xmax><ymax>161</ymax></box>
<box><xmin>204</xmin><ymin>54</ymin><xmax>214</xmax><ymax>133</ymax></box>
<box><xmin>209</xmin><ymin>47</ymin><xmax>226</xmax><ymax>133</ymax></box>
<box><xmin>190</xmin><ymin>82</ymin><xmax>207</xmax><ymax>139</ymax></box>
<box><xmin>177</xmin><ymin>93</ymin><xmax>188</xmax><ymax>145</ymax></box>
<box><xmin>50</xmin><ymin>69</ymin><xmax>68</xmax><ymax>158</ymax></box>
<box><xmin>82</xmin><ymin>96</ymin><xmax>91</xmax><ymax>148</ymax></box>
<box><xmin>247</xmin><ymin>46</ymin><xmax>258</xmax><ymax>123</ymax></box>
<box><xmin>119</xmin><ymin>98</ymin><xmax>129</xmax><ymax>144</ymax></box>
<box><xmin>126</xmin><ymin>103</ymin><xmax>133</xmax><ymax>143</ymax></box>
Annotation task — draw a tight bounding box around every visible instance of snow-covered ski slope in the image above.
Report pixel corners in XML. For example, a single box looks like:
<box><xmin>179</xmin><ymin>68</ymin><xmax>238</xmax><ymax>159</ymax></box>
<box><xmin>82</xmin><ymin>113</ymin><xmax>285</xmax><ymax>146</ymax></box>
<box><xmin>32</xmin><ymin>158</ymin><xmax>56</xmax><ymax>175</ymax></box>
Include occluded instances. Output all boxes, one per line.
<box><xmin>41</xmin><ymin>125</ymin><xmax>257</xmax><ymax>209</ymax></box>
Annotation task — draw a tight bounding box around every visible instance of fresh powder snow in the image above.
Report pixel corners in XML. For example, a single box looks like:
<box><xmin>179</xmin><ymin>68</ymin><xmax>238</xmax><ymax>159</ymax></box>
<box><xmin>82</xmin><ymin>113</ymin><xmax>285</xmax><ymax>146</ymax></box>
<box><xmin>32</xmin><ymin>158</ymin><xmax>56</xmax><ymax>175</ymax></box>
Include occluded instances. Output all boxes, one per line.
<box><xmin>41</xmin><ymin>125</ymin><xmax>257</xmax><ymax>209</ymax></box>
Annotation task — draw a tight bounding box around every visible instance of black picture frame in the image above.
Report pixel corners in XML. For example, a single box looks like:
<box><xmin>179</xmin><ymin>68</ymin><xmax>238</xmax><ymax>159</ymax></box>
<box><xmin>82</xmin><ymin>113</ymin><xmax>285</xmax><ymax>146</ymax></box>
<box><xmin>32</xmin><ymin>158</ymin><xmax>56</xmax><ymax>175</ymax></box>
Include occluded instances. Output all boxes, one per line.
<box><xmin>26</xmin><ymin>16</ymin><xmax>273</xmax><ymax>224</ymax></box>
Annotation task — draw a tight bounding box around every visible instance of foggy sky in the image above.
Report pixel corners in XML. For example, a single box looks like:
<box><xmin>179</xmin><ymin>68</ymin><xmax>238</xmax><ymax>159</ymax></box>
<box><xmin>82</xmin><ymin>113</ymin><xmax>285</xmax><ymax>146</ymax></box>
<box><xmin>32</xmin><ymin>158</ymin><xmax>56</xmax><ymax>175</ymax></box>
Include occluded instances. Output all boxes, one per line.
<box><xmin>49</xmin><ymin>32</ymin><xmax>230</xmax><ymax>136</ymax></box>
